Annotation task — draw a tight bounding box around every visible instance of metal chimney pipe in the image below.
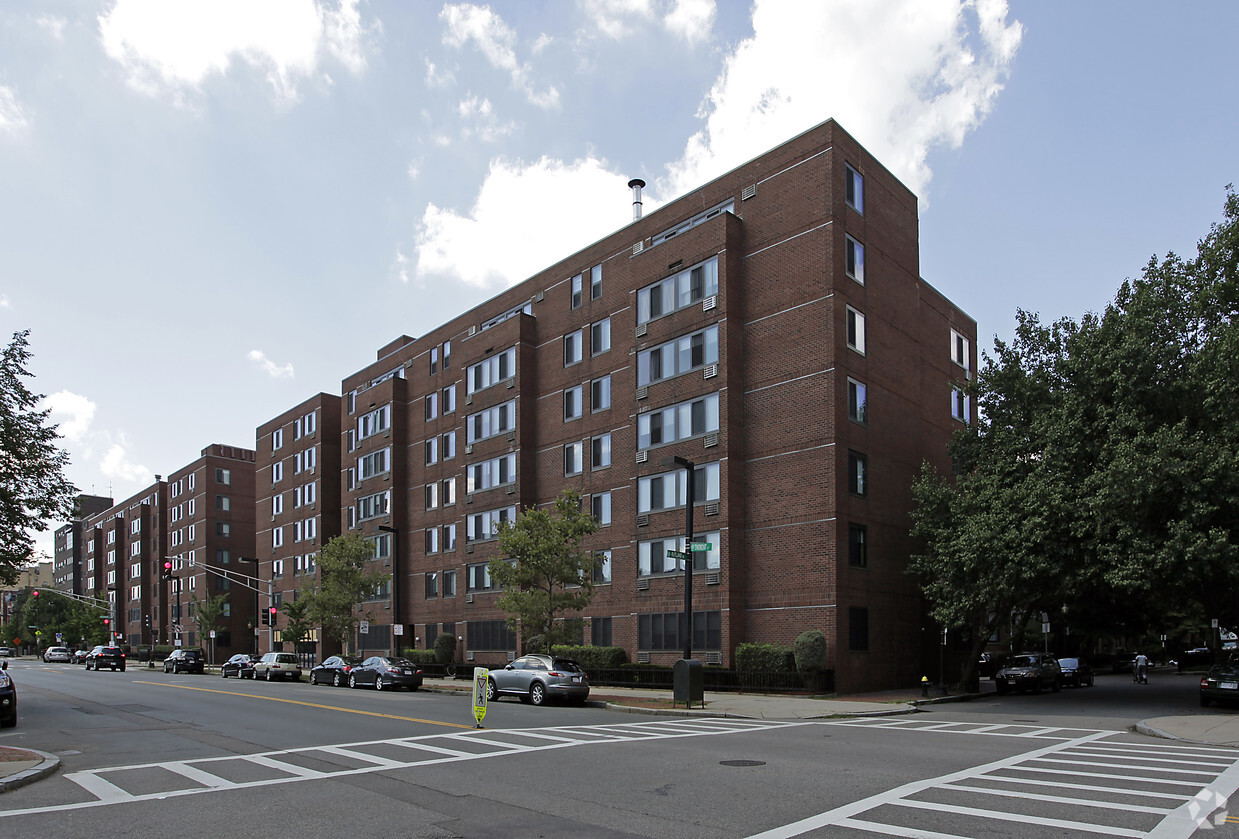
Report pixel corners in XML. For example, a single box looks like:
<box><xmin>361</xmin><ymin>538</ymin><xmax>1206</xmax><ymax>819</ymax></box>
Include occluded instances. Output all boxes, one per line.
<box><xmin>628</xmin><ymin>178</ymin><xmax>646</xmax><ymax>221</ymax></box>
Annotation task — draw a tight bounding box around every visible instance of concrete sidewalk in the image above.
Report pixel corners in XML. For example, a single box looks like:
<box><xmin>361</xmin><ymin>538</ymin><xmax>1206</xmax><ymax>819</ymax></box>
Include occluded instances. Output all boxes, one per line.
<box><xmin>4</xmin><ymin>678</ymin><xmax>1238</xmax><ymax>793</ymax></box>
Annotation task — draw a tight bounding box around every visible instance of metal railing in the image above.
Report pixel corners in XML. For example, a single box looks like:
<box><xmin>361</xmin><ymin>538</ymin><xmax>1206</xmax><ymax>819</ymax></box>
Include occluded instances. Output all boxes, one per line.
<box><xmin>585</xmin><ymin>667</ymin><xmax>833</xmax><ymax>694</ymax></box>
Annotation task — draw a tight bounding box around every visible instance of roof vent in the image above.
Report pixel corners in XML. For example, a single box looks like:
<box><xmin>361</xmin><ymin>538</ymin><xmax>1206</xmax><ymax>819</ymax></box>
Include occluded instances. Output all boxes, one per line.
<box><xmin>628</xmin><ymin>178</ymin><xmax>646</xmax><ymax>221</ymax></box>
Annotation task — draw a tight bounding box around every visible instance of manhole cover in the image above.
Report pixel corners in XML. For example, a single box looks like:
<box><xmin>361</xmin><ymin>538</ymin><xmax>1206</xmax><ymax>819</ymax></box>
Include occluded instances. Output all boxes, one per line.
<box><xmin>720</xmin><ymin>760</ymin><xmax>766</xmax><ymax>767</ymax></box>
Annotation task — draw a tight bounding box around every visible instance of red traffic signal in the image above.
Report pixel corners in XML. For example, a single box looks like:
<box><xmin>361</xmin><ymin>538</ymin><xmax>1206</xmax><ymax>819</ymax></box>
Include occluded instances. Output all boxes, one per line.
<box><xmin>269</xmin><ymin>606</ymin><xmax>277</xmax><ymax>614</ymax></box>
<box><xmin>103</xmin><ymin>618</ymin><xmax>110</xmax><ymax>625</ymax></box>
<box><xmin>31</xmin><ymin>590</ymin><xmax>39</xmax><ymax>598</ymax></box>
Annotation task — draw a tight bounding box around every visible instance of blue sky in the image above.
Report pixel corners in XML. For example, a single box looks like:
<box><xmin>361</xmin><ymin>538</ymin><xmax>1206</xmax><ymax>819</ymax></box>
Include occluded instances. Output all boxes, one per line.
<box><xmin>2</xmin><ymin>1</ymin><xmax>1236</xmax><ymax>559</ymax></box>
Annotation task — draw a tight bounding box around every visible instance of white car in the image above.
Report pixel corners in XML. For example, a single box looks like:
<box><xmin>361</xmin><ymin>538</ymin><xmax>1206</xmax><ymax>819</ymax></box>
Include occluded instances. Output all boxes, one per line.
<box><xmin>253</xmin><ymin>652</ymin><xmax>302</xmax><ymax>682</ymax></box>
<box><xmin>42</xmin><ymin>646</ymin><xmax>72</xmax><ymax>663</ymax></box>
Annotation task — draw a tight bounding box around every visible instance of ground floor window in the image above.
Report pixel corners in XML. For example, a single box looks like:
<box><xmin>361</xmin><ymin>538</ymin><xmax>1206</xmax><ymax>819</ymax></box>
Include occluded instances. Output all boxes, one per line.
<box><xmin>637</xmin><ymin>610</ymin><xmax>721</xmax><ymax>651</ymax></box>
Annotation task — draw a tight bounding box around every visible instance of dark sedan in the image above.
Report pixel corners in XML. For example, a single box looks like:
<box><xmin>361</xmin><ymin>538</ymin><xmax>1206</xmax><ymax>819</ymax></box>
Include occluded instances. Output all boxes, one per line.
<box><xmin>309</xmin><ymin>655</ymin><xmax>363</xmax><ymax>686</ymax></box>
<box><xmin>0</xmin><ymin>661</ymin><xmax>15</xmax><ymax>728</ymax></box>
<box><xmin>1057</xmin><ymin>657</ymin><xmax>1094</xmax><ymax>688</ymax></box>
<box><xmin>348</xmin><ymin>656</ymin><xmax>423</xmax><ymax>691</ymax></box>
<box><xmin>220</xmin><ymin>653</ymin><xmax>261</xmax><ymax>679</ymax></box>
<box><xmin>995</xmin><ymin>653</ymin><xmax>1061</xmax><ymax>694</ymax></box>
<box><xmin>1201</xmin><ymin>655</ymin><xmax>1239</xmax><ymax>707</ymax></box>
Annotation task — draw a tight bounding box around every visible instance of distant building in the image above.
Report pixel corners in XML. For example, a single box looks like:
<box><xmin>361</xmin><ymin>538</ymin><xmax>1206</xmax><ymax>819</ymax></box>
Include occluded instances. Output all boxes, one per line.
<box><xmin>53</xmin><ymin>494</ymin><xmax>113</xmax><ymax>595</ymax></box>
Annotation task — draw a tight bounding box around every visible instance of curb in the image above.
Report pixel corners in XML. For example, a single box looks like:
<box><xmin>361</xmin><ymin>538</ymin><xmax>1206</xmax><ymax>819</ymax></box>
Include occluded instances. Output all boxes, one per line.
<box><xmin>0</xmin><ymin>749</ymin><xmax>61</xmax><ymax>793</ymax></box>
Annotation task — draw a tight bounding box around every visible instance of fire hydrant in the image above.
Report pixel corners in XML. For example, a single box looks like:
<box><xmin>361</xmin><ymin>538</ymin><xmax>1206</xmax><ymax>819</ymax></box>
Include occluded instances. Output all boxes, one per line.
<box><xmin>921</xmin><ymin>675</ymin><xmax>930</xmax><ymax>698</ymax></box>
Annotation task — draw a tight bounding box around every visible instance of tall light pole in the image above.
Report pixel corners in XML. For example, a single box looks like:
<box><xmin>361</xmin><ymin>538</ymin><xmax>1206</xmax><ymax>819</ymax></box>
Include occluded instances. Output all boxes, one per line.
<box><xmin>378</xmin><ymin>525</ymin><xmax>400</xmax><ymax>656</ymax></box>
<box><xmin>661</xmin><ymin>455</ymin><xmax>696</xmax><ymax>661</ymax></box>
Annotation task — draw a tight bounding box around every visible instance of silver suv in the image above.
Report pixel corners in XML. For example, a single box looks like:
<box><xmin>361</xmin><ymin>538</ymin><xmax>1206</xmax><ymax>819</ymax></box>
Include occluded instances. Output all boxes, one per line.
<box><xmin>253</xmin><ymin>652</ymin><xmax>302</xmax><ymax>682</ymax></box>
<box><xmin>486</xmin><ymin>654</ymin><xmax>590</xmax><ymax>706</ymax></box>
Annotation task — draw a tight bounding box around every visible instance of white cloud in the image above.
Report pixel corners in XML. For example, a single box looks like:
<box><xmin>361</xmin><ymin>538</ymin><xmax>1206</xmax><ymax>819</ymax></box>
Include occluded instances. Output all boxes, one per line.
<box><xmin>0</xmin><ymin>294</ymin><xmax>10</xmax><ymax>309</ymax></box>
<box><xmin>424</xmin><ymin>58</ymin><xmax>455</xmax><ymax>88</ymax></box>
<box><xmin>247</xmin><ymin>350</ymin><xmax>295</xmax><ymax>378</ymax></box>
<box><xmin>42</xmin><ymin>391</ymin><xmax>97</xmax><ymax>443</ymax></box>
<box><xmin>440</xmin><ymin>4</ymin><xmax>559</xmax><ymax>109</ymax></box>
<box><xmin>414</xmin><ymin>156</ymin><xmax>632</xmax><ymax>289</ymax></box>
<box><xmin>100</xmin><ymin>440</ymin><xmax>153</xmax><ymax>485</ymax></box>
<box><xmin>97</xmin><ymin>0</ymin><xmax>372</xmax><ymax>103</ymax></box>
<box><xmin>664</xmin><ymin>0</ymin><xmax>715</xmax><ymax>43</ymax></box>
<box><xmin>37</xmin><ymin>15</ymin><xmax>68</xmax><ymax>40</ymax></box>
<box><xmin>579</xmin><ymin>0</ymin><xmax>654</xmax><ymax>40</ymax></box>
<box><xmin>0</xmin><ymin>85</ymin><xmax>31</xmax><ymax>137</ymax></box>
<box><xmin>661</xmin><ymin>0</ymin><xmax>1022</xmax><ymax>204</ymax></box>
<box><xmin>459</xmin><ymin>94</ymin><xmax>515</xmax><ymax>142</ymax></box>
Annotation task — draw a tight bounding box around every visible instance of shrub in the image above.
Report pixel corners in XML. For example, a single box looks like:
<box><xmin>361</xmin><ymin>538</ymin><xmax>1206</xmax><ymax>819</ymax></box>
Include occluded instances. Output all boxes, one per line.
<box><xmin>403</xmin><ymin>650</ymin><xmax>438</xmax><ymax>665</ymax></box>
<box><xmin>734</xmin><ymin>642</ymin><xmax>795</xmax><ymax>672</ymax></box>
<box><xmin>550</xmin><ymin>645</ymin><xmax>628</xmax><ymax>670</ymax></box>
<box><xmin>794</xmin><ymin>630</ymin><xmax>829</xmax><ymax>690</ymax></box>
<box><xmin>434</xmin><ymin>633</ymin><xmax>456</xmax><ymax>665</ymax></box>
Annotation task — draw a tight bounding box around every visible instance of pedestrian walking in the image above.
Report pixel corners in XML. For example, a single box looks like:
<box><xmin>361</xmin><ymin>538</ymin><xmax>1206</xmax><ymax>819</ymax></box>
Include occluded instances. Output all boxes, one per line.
<box><xmin>1134</xmin><ymin>651</ymin><xmax>1149</xmax><ymax>684</ymax></box>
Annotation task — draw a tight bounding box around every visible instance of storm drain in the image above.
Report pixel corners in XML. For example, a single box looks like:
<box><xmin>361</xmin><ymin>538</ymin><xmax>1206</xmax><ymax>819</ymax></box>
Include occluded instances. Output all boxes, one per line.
<box><xmin>719</xmin><ymin>760</ymin><xmax>766</xmax><ymax>767</ymax></box>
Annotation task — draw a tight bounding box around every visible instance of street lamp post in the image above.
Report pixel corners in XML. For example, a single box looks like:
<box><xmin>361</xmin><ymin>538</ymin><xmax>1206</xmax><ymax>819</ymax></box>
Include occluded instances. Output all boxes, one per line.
<box><xmin>661</xmin><ymin>455</ymin><xmax>696</xmax><ymax>661</ymax></box>
<box><xmin>378</xmin><ymin>525</ymin><xmax>400</xmax><ymax>656</ymax></box>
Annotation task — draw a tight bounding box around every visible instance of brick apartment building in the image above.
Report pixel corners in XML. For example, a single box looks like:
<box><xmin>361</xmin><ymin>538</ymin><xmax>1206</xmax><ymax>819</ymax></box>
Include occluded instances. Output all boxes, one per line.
<box><xmin>52</xmin><ymin>494</ymin><xmax>113</xmax><ymax>595</ymax></box>
<box><xmin>255</xmin><ymin>394</ymin><xmax>342</xmax><ymax>652</ymax></box>
<box><xmin>325</xmin><ymin>120</ymin><xmax>975</xmax><ymax>693</ymax></box>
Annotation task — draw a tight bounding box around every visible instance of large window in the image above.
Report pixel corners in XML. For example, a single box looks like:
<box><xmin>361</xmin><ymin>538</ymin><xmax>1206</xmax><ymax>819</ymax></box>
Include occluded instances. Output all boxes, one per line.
<box><xmin>846</xmin><ymin>306</ymin><xmax>866</xmax><ymax>354</ymax></box>
<box><xmin>846</xmin><ymin>234</ymin><xmax>865</xmax><ymax>284</ymax></box>
<box><xmin>591</xmin><ymin>434</ymin><xmax>611</xmax><ymax>470</ymax></box>
<box><xmin>637</xmin><ymin>258</ymin><xmax>720</xmax><ymax>324</ymax></box>
<box><xmin>951</xmin><ymin>328</ymin><xmax>970</xmax><ymax>371</ymax></box>
<box><xmin>592</xmin><ymin>616</ymin><xmax>612</xmax><ymax>646</ymax></box>
<box><xmin>638</xmin><ymin>462</ymin><xmax>720</xmax><ymax>513</ymax></box>
<box><xmin>638</xmin><ymin>531</ymin><xmax>721</xmax><ymax>575</ymax></box>
<box><xmin>467</xmin><ymin>619</ymin><xmax>516</xmax><ymax>650</ymax></box>
<box><xmin>952</xmin><ymin>386</ymin><xmax>971</xmax><ymax>423</ymax></box>
<box><xmin>466</xmin><ymin>562</ymin><xmax>493</xmax><ymax>591</ymax></box>
<box><xmin>637</xmin><ymin>325</ymin><xmax>718</xmax><ymax>386</ymax></box>
<box><xmin>425</xmin><ymin>571</ymin><xmax>438</xmax><ymax>598</ymax></box>
<box><xmin>564</xmin><ymin>385</ymin><xmax>583</xmax><ymax>421</ymax></box>
<box><xmin>591</xmin><ymin>318</ymin><xmax>611</xmax><ymax>355</ymax></box>
<box><xmin>358</xmin><ymin>405</ymin><xmax>390</xmax><ymax>440</ymax></box>
<box><xmin>591</xmin><ymin>376</ymin><xmax>611</xmax><ymax>412</ymax></box>
<box><xmin>593</xmin><ymin>550</ymin><xmax>612</xmax><ymax>584</ymax></box>
<box><xmin>357</xmin><ymin>448</ymin><xmax>390</xmax><ymax>480</ymax></box>
<box><xmin>637</xmin><ymin>393</ymin><xmax>719</xmax><ymax>450</ymax></box>
<box><xmin>564</xmin><ymin>441</ymin><xmax>584</xmax><ymax>475</ymax></box>
<box><xmin>467</xmin><ymin>400</ymin><xmax>516</xmax><ymax>443</ymax></box>
<box><xmin>466</xmin><ymin>506</ymin><xmax>516</xmax><ymax>542</ymax></box>
<box><xmin>845</xmin><ymin>163</ymin><xmax>864</xmax><ymax>213</ymax></box>
<box><xmin>356</xmin><ymin>491</ymin><xmax>389</xmax><ymax>521</ymax></box>
<box><xmin>425</xmin><ymin>392</ymin><xmax>438</xmax><ymax>421</ymax></box>
<box><xmin>591</xmin><ymin>491</ymin><xmax>611</xmax><ymax>525</ymax></box>
<box><xmin>467</xmin><ymin>453</ymin><xmax>516</xmax><ymax>493</ymax></box>
<box><xmin>466</xmin><ymin>347</ymin><xmax>516</xmax><ymax>394</ymax></box>
<box><xmin>638</xmin><ymin>610</ymin><xmax>721</xmax><ymax>651</ymax></box>
<box><xmin>564</xmin><ymin>330</ymin><xmax>583</xmax><ymax>366</ymax></box>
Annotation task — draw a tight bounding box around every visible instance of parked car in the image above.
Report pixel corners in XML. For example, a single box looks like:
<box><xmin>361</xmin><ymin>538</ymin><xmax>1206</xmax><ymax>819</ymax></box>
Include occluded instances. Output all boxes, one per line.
<box><xmin>72</xmin><ymin>648</ymin><xmax>90</xmax><ymax>664</ymax></box>
<box><xmin>42</xmin><ymin>646</ymin><xmax>72</xmax><ymax>663</ymax></box>
<box><xmin>220</xmin><ymin>653</ymin><xmax>261</xmax><ymax>679</ymax></box>
<box><xmin>348</xmin><ymin>656</ymin><xmax>423</xmax><ymax>691</ymax></box>
<box><xmin>164</xmin><ymin>648</ymin><xmax>206</xmax><ymax>674</ymax></box>
<box><xmin>0</xmin><ymin>647</ymin><xmax>13</xmax><ymax>658</ymax></box>
<box><xmin>309</xmin><ymin>655</ymin><xmax>363</xmax><ymax>686</ymax></box>
<box><xmin>994</xmin><ymin>653</ymin><xmax>1061</xmax><ymax>694</ymax></box>
<box><xmin>253</xmin><ymin>652</ymin><xmax>302</xmax><ymax>681</ymax></box>
<box><xmin>1057</xmin><ymin>657</ymin><xmax>1094</xmax><ymax>687</ymax></box>
<box><xmin>85</xmin><ymin>645</ymin><xmax>126</xmax><ymax>671</ymax></box>
<box><xmin>486</xmin><ymin>654</ymin><xmax>590</xmax><ymax>706</ymax></box>
<box><xmin>1200</xmin><ymin>655</ymin><xmax>1239</xmax><ymax>707</ymax></box>
<box><xmin>0</xmin><ymin>660</ymin><xmax>15</xmax><ymax>728</ymax></box>
<box><xmin>1175</xmin><ymin>647</ymin><xmax>1215</xmax><ymax>669</ymax></box>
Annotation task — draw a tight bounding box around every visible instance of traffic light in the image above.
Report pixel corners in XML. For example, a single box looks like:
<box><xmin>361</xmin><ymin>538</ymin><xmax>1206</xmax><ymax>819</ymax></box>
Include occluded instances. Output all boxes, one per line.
<box><xmin>143</xmin><ymin>614</ymin><xmax>151</xmax><ymax>629</ymax></box>
<box><xmin>161</xmin><ymin>561</ymin><xmax>173</xmax><ymax>582</ymax></box>
<box><xmin>262</xmin><ymin>606</ymin><xmax>277</xmax><ymax>626</ymax></box>
<box><xmin>31</xmin><ymin>590</ymin><xmax>39</xmax><ymax>599</ymax></box>
<box><xmin>103</xmin><ymin>618</ymin><xmax>110</xmax><ymax>627</ymax></box>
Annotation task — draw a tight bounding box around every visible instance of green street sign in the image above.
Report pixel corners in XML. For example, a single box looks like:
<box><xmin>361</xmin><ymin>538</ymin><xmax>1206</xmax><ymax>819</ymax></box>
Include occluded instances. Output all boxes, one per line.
<box><xmin>689</xmin><ymin>542</ymin><xmax>713</xmax><ymax>552</ymax></box>
<box><xmin>666</xmin><ymin>549</ymin><xmax>689</xmax><ymax>560</ymax></box>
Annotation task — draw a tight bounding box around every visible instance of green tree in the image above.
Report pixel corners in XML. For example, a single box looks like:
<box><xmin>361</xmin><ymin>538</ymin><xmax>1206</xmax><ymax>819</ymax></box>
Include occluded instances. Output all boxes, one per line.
<box><xmin>304</xmin><ymin>535</ymin><xmax>388</xmax><ymax>653</ymax></box>
<box><xmin>0</xmin><ymin>331</ymin><xmax>78</xmax><ymax>583</ymax></box>
<box><xmin>490</xmin><ymin>489</ymin><xmax>601</xmax><ymax>653</ymax></box>
<box><xmin>278</xmin><ymin>597</ymin><xmax>313</xmax><ymax>648</ymax></box>
<box><xmin>188</xmin><ymin>592</ymin><xmax>229</xmax><ymax>648</ymax></box>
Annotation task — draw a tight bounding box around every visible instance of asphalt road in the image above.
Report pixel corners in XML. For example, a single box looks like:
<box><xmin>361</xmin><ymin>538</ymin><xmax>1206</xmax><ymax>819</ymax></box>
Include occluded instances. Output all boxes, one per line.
<box><xmin>1</xmin><ymin>661</ymin><xmax>1236</xmax><ymax>838</ymax></box>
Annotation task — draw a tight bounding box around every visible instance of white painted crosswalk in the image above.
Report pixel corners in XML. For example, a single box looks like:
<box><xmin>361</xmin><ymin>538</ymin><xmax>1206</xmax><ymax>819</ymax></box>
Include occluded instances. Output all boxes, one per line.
<box><xmin>745</xmin><ymin>720</ymin><xmax>1239</xmax><ymax>839</ymax></box>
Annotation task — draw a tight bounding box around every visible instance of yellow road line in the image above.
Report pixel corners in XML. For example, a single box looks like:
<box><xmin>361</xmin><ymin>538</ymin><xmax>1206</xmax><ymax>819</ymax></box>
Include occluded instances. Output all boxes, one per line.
<box><xmin>134</xmin><ymin>681</ymin><xmax>476</xmax><ymax>730</ymax></box>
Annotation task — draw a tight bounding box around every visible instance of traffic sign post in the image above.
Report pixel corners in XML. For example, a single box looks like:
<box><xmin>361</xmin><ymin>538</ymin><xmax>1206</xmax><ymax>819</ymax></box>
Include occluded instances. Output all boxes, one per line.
<box><xmin>471</xmin><ymin>667</ymin><xmax>489</xmax><ymax>728</ymax></box>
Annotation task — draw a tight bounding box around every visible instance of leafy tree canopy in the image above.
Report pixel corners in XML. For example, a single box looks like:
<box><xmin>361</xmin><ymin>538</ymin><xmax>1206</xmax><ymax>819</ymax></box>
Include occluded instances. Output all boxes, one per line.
<box><xmin>490</xmin><ymin>489</ymin><xmax>601</xmax><ymax>653</ymax></box>
<box><xmin>303</xmin><ymin>535</ymin><xmax>387</xmax><ymax>653</ymax></box>
<box><xmin>0</xmin><ymin>330</ymin><xmax>77</xmax><ymax>583</ymax></box>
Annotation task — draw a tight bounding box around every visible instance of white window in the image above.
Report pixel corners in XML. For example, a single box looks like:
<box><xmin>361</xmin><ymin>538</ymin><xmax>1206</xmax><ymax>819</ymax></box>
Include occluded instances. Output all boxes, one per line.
<box><xmin>466</xmin><ymin>506</ymin><xmax>516</xmax><ymax>542</ymax></box>
<box><xmin>304</xmin><ymin>446</ymin><xmax>316</xmax><ymax>471</ymax></box>
<box><xmin>443</xmin><ymin>340</ymin><xmax>451</xmax><ymax>369</ymax></box>
<box><xmin>130</xmin><ymin>540</ymin><xmax>140</xmax><ymax>557</ymax></box>
<box><xmin>443</xmin><ymin>477</ymin><xmax>456</xmax><ymax>506</ymax></box>
<box><xmin>466</xmin><ymin>347</ymin><xmax>516</xmax><ymax>393</ymax></box>
<box><xmin>564</xmin><ymin>441</ymin><xmax>584</xmax><ymax>476</ymax></box>
<box><xmin>357</xmin><ymin>491</ymin><xmax>390</xmax><ymax>521</ymax></box>
<box><xmin>272</xmin><ymin>461</ymin><xmax>283</xmax><ymax>483</ymax></box>
<box><xmin>188</xmin><ymin>524</ymin><xmax>195</xmax><ymax>542</ymax></box>
<box><xmin>429</xmin><ymin>346</ymin><xmax>439</xmax><ymax>374</ymax></box>
<box><xmin>571</xmin><ymin>272</ymin><xmax>583</xmax><ymax>309</ymax></box>
<box><xmin>107</xmin><ymin>570</ymin><xmax>116</xmax><ymax>585</ymax></box>
<box><xmin>130</xmin><ymin>585</ymin><xmax>141</xmax><ymax>601</ymax></box>
<box><xmin>846</xmin><ymin>234</ymin><xmax>865</xmax><ymax>284</ymax></box>
<box><xmin>594</xmin><ymin>550</ymin><xmax>612</xmax><ymax>584</ymax></box>
<box><xmin>425</xmin><ymin>437</ymin><xmax>438</xmax><ymax>465</ymax></box>
<box><xmin>358</xmin><ymin>405</ymin><xmax>390</xmax><ymax>440</ymax></box>
<box><xmin>273</xmin><ymin>494</ymin><xmax>284</xmax><ymax>516</ymax></box>
<box><xmin>304</xmin><ymin>517</ymin><xmax>317</xmax><ymax>541</ymax></box>
<box><xmin>130</xmin><ymin>518</ymin><xmax>141</xmax><ymax>534</ymax></box>
<box><xmin>425</xmin><ymin>482</ymin><xmax>439</xmax><ymax>510</ymax></box>
<box><xmin>846</xmin><ymin>306</ymin><xmax>866</xmax><ymax>354</ymax></box>
<box><xmin>272</xmin><ymin>428</ymin><xmax>284</xmax><ymax>450</ymax></box>
<box><xmin>303</xmin><ymin>410</ymin><xmax>317</xmax><ymax>435</ymax></box>
<box><xmin>294</xmin><ymin>520</ymin><xmax>303</xmax><ymax>542</ymax></box>
<box><xmin>639</xmin><ymin>531</ymin><xmax>721</xmax><ymax>575</ymax></box>
<box><xmin>304</xmin><ymin>481</ymin><xmax>316</xmax><ymax>506</ymax></box>
<box><xmin>444</xmin><ymin>524</ymin><xmax>457</xmax><ymax>552</ymax></box>
<box><xmin>564</xmin><ymin>330</ymin><xmax>583</xmax><ymax>366</ymax></box>
<box><xmin>591</xmin><ymin>318</ymin><xmax>611</xmax><ymax>355</ymax></box>
<box><xmin>848</xmin><ymin>378</ymin><xmax>867</xmax><ymax>424</ymax></box>
<box><xmin>591</xmin><ymin>434</ymin><xmax>611</xmax><ymax>470</ymax></box>
<box><xmin>425</xmin><ymin>527</ymin><xmax>439</xmax><ymax>554</ymax></box>
<box><xmin>425</xmin><ymin>392</ymin><xmax>438</xmax><ymax>421</ymax></box>
<box><xmin>637</xmin><ymin>257</ymin><xmax>719</xmax><ymax>324</ymax></box>
<box><xmin>273</xmin><ymin>527</ymin><xmax>284</xmax><ymax>548</ymax></box>
<box><xmin>443</xmin><ymin>385</ymin><xmax>456</xmax><ymax>414</ymax></box>
<box><xmin>845</xmin><ymin>163</ymin><xmax>864</xmax><ymax>213</ymax></box>
<box><xmin>591</xmin><ymin>492</ymin><xmax>611</xmax><ymax>525</ymax></box>
<box><xmin>637</xmin><ymin>392</ymin><xmax>720</xmax><ymax>450</ymax></box>
<box><xmin>467</xmin><ymin>453</ymin><xmax>517</xmax><ymax>493</ymax></box>
<box><xmin>590</xmin><ymin>264</ymin><xmax>602</xmax><ymax>300</ymax></box>
<box><xmin>466</xmin><ymin>400</ymin><xmax>516</xmax><ymax>443</ymax></box>
<box><xmin>564</xmin><ymin>386</ymin><xmax>583</xmax><ymax>421</ymax></box>
<box><xmin>188</xmin><ymin>472</ymin><xmax>195</xmax><ymax>490</ymax></box>
<box><xmin>357</xmin><ymin>447</ymin><xmax>391</xmax><ymax>480</ymax></box>
<box><xmin>188</xmin><ymin>497</ymin><xmax>195</xmax><ymax>515</ymax></box>
<box><xmin>636</xmin><ymin>325</ymin><xmax>719</xmax><ymax>386</ymax></box>
<box><xmin>952</xmin><ymin>386</ymin><xmax>971</xmax><ymax>423</ymax></box>
<box><xmin>638</xmin><ymin>462</ymin><xmax>721</xmax><ymax>513</ymax></box>
<box><xmin>951</xmin><ymin>328</ymin><xmax>970</xmax><ymax>371</ymax></box>
<box><xmin>591</xmin><ymin>376</ymin><xmax>611</xmax><ymax>412</ymax></box>
<box><xmin>443</xmin><ymin>431</ymin><xmax>456</xmax><ymax>460</ymax></box>
<box><xmin>216</xmin><ymin>468</ymin><xmax>231</xmax><ymax>485</ymax></box>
